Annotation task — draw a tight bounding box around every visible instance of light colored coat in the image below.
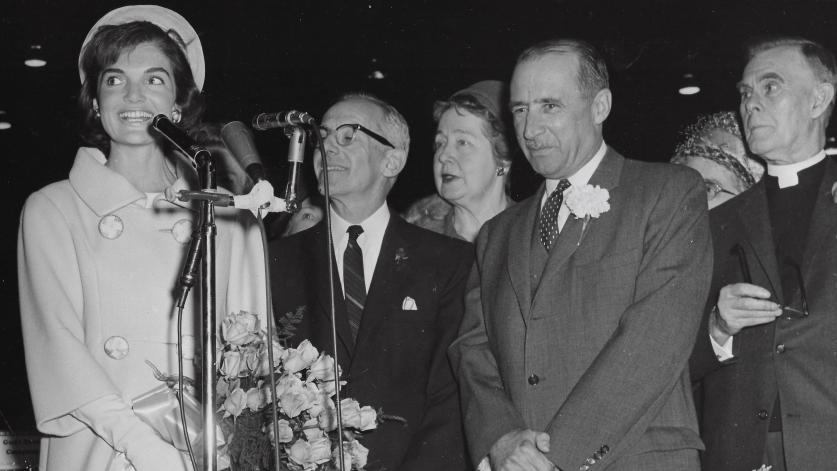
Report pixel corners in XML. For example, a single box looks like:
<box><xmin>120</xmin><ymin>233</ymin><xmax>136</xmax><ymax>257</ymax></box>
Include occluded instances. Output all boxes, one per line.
<box><xmin>18</xmin><ymin>148</ymin><xmax>266</xmax><ymax>470</ymax></box>
<box><xmin>450</xmin><ymin>149</ymin><xmax>712</xmax><ymax>471</ymax></box>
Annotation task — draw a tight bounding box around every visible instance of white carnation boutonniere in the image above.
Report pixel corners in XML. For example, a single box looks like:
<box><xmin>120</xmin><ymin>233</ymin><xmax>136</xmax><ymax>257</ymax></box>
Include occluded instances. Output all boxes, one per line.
<box><xmin>564</xmin><ymin>184</ymin><xmax>610</xmax><ymax>245</ymax></box>
<box><xmin>752</xmin><ymin>466</ymin><xmax>772</xmax><ymax>471</ymax></box>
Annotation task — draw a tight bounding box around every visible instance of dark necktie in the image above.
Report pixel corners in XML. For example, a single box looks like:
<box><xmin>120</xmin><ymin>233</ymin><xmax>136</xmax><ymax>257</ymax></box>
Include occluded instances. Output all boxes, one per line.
<box><xmin>539</xmin><ymin>179</ymin><xmax>572</xmax><ymax>251</ymax></box>
<box><xmin>343</xmin><ymin>225</ymin><xmax>366</xmax><ymax>341</ymax></box>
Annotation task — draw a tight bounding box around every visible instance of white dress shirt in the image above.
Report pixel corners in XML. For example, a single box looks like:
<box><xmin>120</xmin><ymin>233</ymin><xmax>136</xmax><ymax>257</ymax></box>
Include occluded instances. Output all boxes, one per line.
<box><xmin>540</xmin><ymin>140</ymin><xmax>608</xmax><ymax>231</ymax></box>
<box><xmin>329</xmin><ymin>202</ymin><xmax>390</xmax><ymax>294</ymax></box>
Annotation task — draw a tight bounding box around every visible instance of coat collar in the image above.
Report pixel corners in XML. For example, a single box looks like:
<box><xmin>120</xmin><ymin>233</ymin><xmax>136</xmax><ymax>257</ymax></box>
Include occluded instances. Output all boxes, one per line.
<box><xmin>69</xmin><ymin>147</ymin><xmax>190</xmax><ymax>216</ymax></box>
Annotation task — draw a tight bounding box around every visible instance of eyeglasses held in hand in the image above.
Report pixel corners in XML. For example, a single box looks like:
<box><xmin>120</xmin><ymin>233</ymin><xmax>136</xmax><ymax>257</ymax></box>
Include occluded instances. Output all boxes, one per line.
<box><xmin>318</xmin><ymin>123</ymin><xmax>395</xmax><ymax>149</ymax></box>
<box><xmin>731</xmin><ymin>244</ymin><xmax>808</xmax><ymax>319</ymax></box>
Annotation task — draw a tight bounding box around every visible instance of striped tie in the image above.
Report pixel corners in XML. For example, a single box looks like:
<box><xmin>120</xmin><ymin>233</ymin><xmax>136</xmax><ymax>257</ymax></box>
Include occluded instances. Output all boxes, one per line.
<box><xmin>343</xmin><ymin>225</ymin><xmax>366</xmax><ymax>341</ymax></box>
<box><xmin>539</xmin><ymin>179</ymin><xmax>571</xmax><ymax>251</ymax></box>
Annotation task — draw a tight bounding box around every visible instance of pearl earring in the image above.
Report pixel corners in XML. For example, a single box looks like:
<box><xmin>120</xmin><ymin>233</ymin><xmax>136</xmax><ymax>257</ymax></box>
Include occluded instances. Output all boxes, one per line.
<box><xmin>171</xmin><ymin>109</ymin><xmax>182</xmax><ymax>124</ymax></box>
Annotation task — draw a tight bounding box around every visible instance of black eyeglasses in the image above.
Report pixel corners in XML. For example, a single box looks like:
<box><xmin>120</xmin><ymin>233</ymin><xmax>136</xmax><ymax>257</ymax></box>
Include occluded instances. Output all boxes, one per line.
<box><xmin>732</xmin><ymin>243</ymin><xmax>808</xmax><ymax>319</ymax></box>
<box><xmin>318</xmin><ymin>123</ymin><xmax>395</xmax><ymax>149</ymax></box>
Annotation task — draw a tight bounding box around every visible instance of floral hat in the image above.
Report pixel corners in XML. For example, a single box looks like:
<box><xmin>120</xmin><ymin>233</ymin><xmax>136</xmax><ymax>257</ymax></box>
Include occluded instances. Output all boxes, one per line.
<box><xmin>78</xmin><ymin>5</ymin><xmax>205</xmax><ymax>91</ymax></box>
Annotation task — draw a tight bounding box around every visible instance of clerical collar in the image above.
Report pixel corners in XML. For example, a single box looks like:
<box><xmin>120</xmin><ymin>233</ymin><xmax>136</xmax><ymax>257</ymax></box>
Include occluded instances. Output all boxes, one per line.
<box><xmin>766</xmin><ymin>150</ymin><xmax>826</xmax><ymax>189</ymax></box>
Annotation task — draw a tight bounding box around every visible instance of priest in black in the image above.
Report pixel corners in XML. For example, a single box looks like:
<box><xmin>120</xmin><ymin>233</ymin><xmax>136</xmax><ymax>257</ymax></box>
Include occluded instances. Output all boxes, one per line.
<box><xmin>690</xmin><ymin>36</ymin><xmax>837</xmax><ymax>471</ymax></box>
<box><xmin>270</xmin><ymin>93</ymin><xmax>472</xmax><ymax>471</ymax></box>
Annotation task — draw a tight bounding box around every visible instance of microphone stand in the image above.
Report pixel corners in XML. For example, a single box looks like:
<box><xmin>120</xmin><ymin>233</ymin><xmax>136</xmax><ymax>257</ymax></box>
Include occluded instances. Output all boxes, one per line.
<box><xmin>195</xmin><ymin>153</ymin><xmax>218</xmax><ymax>471</ymax></box>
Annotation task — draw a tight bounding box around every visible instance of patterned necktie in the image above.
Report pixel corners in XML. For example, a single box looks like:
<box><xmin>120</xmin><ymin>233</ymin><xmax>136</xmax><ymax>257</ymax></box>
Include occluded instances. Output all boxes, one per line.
<box><xmin>539</xmin><ymin>179</ymin><xmax>572</xmax><ymax>251</ymax></box>
<box><xmin>343</xmin><ymin>225</ymin><xmax>366</xmax><ymax>341</ymax></box>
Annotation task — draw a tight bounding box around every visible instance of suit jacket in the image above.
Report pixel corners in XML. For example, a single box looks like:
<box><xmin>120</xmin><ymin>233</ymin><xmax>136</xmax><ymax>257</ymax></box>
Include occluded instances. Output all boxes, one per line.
<box><xmin>690</xmin><ymin>156</ymin><xmax>837</xmax><ymax>471</ymax></box>
<box><xmin>270</xmin><ymin>213</ymin><xmax>473</xmax><ymax>471</ymax></box>
<box><xmin>450</xmin><ymin>148</ymin><xmax>712</xmax><ymax>471</ymax></box>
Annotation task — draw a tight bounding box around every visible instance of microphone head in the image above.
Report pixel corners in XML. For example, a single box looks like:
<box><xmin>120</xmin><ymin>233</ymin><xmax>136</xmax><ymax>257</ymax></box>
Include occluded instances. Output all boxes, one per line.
<box><xmin>221</xmin><ymin>121</ymin><xmax>262</xmax><ymax>169</ymax></box>
<box><xmin>151</xmin><ymin>113</ymin><xmax>171</xmax><ymax>130</ymax></box>
<box><xmin>251</xmin><ymin>113</ymin><xmax>280</xmax><ymax>131</ymax></box>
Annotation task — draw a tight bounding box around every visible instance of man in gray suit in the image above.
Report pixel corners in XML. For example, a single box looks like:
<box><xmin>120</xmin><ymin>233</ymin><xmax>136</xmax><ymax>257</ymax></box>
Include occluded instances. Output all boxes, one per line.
<box><xmin>450</xmin><ymin>39</ymin><xmax>712</xmax><ymax>471</ymax></box>
<box><xmin>690</xmin><ymin>36</ymin><xmax>837</xmax><ymax>471</ymax></box>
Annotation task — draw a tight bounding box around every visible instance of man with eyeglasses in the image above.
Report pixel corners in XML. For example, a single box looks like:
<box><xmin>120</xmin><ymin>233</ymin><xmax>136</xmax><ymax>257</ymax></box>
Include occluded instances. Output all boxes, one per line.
<box><xmin>691</xmin><ymin>36</ymin><xmax>837</xmax><ymax>471</ymax></box>
<box><xmin>269</xmin><ymin>93</ymin><xmax>472</xmax><ymax>470</ymax></box>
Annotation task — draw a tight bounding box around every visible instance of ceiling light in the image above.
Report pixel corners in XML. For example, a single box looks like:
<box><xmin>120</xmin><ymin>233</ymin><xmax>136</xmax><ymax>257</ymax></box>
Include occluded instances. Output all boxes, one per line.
<box><xmin>678</xmin><ymin>73</ymin><xmax>700</xmax><ymax>95</ymax></box>
<box><xmin>24</xmin><ymin>44</ymin><xmax>47</xmax><ymax>68</ymax></box>
<box><xmin>369</xmin><ymin>70</ymin><xmax>385</xmax><ymax>80</ymax></box>
<box><xmin>0</xmin><ymin>111</ymin><xmax>11</xmax><ymax>130</ymax></box>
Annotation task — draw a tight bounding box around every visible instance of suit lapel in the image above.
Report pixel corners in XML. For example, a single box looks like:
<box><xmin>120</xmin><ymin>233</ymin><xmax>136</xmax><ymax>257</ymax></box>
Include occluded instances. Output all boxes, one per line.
<box><xmin>801</xmin><ymin>156</ymin><xmax>837</xmax><ymax>282</ymax></box>
<box><xmin>310</xmin><ymin>223</ymin><xmax>354</xmax><ymax>356</ymax></box>
<box><xmin>354</xmin><ymin>216</ymin><xmax>414</xmax><ymax>354</ymax></box>
<box><xmin>508</xmin><ymin>191</ymin><xmax>540</xmax><ymax>327</ymax></box>
<box><xmin>736</xmin><ymin>182</ymin><xmax>784</xmax><ymax>301</ymax></box>
<box><xmin>531</xmin><ymin>148</ymin><xmax>623</xmax><ymax>314</ymax></box>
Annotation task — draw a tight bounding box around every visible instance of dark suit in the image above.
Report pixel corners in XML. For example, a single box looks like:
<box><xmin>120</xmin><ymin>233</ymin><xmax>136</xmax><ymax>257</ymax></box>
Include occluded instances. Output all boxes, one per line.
<box><xmin>270</xmin><ymin>213</ymin><xmax>472</xmax><ymax>471</ymax></box>
<box><xmin>450</xmin><ymin>148</ymin><xmax>712</xmax><ymax>471</ymax></box>
<box><xmin>691</xmin><ymin>156</ymin><xmax>837</xmax><ymax>470</ymax></box>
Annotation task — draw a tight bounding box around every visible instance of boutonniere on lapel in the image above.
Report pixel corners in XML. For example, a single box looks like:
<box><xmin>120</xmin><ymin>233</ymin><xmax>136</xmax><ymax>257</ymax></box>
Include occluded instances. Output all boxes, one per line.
<box><xmin>565</xmin><ymin>184</ymin><xmax>611</xmax><ymax>245</ymax></box>
<box><xmin>394</xmin><ymin>247</ymin><xmax>409</xmax><ymax>271</ymax></box>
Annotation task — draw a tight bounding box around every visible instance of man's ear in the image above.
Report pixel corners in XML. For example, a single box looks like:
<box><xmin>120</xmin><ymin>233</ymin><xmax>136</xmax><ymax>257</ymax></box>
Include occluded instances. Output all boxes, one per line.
<box><xmin>591</xmin><ymin>88</ymin><xmax>612</xmax><ymax>125</ymax></box>
<box><xmin>812</xmin><ymin>82</ymin><xmax>835</xmax><ymax>119</ymax></box>
<box><xmin>381</xmin><ymin>148</ymin><xmax>407</xmax><ymax>178</ymax></box>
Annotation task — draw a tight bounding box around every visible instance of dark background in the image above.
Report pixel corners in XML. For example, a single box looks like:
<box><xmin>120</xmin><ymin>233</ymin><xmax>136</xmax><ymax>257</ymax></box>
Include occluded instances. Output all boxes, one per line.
<box><xmin>2</xmin><ymin>0</ymin><xmax>836</xmax><ymax>431</ymax></box>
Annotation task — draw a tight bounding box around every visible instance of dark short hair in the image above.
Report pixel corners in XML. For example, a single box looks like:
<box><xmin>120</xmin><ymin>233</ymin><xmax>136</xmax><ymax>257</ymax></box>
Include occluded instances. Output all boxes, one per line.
<box><xmin>517</xmin><ymin>38</ymin><xmax>610</xmax><ymax>98</ymax></box>
<box><xmin>432</xmin><ymin>93</ymin><xmax>513</xmax><ymax>167</ymax></box>
<box><xmin>746</xmin><ymin>36</ymin><xmax>837</xmax><ymax>123</ymax></box>
<box><xmin>78</xmin><ymin>21</ymin><xmax>204</xmax><ymax>155</ymax></box>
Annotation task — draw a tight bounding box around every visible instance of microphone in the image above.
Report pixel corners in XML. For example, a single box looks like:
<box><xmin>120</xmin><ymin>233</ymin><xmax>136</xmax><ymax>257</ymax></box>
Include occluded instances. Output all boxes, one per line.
<box><xmin>284</xmin><ymin>127</ymin><xmax>306</xmax><ymax>214</ymax></box>
<box><xmin>151</xmin><ymin>114</ymin><xmax>211</xmax><ymax>170</ymax></box>
<box><xmin>252</xmin><ymin>110</ymin><xmax>316</xmax><ymax>131</ymax></box>
<box><xmin>220</xmin><ymin>121</ymin><xmax>266</xmax><ymax>182</ymax></box>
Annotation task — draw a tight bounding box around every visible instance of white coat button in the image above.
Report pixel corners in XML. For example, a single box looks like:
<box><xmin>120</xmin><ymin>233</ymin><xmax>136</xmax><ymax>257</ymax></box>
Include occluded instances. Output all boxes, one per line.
<box><xmin>104</xmin><ymin>336</ymin><xmax>130</xmax><ymax>359</ymax></box>
<box><xmin>98</xmin><ymin>215</ymin><xmax>124</xmax><ymax>240</ymax></box>
<box><xmin>171</xmin><ymin>219</ymin><xmax>193</xmax><ymax>244</ymax></box>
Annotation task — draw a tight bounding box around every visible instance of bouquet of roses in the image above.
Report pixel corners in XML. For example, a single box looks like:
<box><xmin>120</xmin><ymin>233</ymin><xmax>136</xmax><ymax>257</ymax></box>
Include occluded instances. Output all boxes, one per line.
<box><xmin>217</xmin><ymin>310</ymin><xmax>377</xmax><ymax>471</ymax></box>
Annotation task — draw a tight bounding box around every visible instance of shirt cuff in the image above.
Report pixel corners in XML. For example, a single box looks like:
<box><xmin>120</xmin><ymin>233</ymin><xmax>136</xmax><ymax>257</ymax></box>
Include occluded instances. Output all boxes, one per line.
<box><xmin>710</xmin><ymin>333</ymin><xmax>734</xmax><ymax>361</ymax></box>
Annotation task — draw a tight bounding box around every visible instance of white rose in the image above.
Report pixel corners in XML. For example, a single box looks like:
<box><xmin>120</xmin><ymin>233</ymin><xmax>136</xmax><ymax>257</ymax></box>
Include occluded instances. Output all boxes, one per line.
<box><xmin>220</xmin><ymin>351</ymin><xmax>243</xmax><ymax>378</ymax></box>
<box><xmin>308</xmin><ymin>353</ymin><xmax>337</xmax><ymax>382</ymax></box>
<box><xmin>348</xmin><ymin>440</ymin><xmax>369</xmax><ymax>469</ymax></box>
<box><xmin>283</xmin><ymin>340</ymin><xmax>319</xmax><ymax>373</ymax></box>
<box><xmin>220</xmin><ymin>387</ymin><xmax>247</xmax><ymax>418</ymax></box>
<box><xmin>245</xmin><ymin>387</ymin><xmax>265</xmax><ymax>411</ymax></box>
<box><xmin>269</xmin><ymin>419</ymin><xmax>294</xmax><ymax>443</ymax></box>
<box><xmin>221</xmin><ymin>311</ymin><xmax>260</xmax><ymax>346</ymax></box>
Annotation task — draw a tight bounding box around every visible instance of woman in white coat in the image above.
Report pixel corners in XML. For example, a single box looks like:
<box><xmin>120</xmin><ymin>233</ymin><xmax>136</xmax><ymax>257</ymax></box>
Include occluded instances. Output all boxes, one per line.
<box><xmin>17</xmin><ymin>6</ymin><xmax>265</xmax><ymax>470</ymax></box>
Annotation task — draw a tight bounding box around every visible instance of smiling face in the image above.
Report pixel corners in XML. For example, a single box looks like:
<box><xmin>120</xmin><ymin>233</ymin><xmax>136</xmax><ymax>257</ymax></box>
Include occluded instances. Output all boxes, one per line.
<box><xmin>95</xmin><ymin>42</ymin><xmax>178</xmax><ymax>149</ymax></box>
<box><xmin>738</xmin><ymin>45</ymin><xmax>825</xmax><ymax>164</ymax></box>
<box><xmin>433</xmin><ymin>108</ymin><xmax>501</xmax><ymax>205</ymax></box>
<box><xmin>510</xmin><ymin>51</ymin><xmax>609</xmax><ymax>179</ymax></box>
<box><xmin>314</xmin><ymin>98</ymin><xmax>392</xmax><ymax>206</ymax></box>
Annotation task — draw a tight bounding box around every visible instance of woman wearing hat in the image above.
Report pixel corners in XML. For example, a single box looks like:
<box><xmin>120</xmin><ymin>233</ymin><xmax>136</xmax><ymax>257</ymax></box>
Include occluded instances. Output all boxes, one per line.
<box><xmin>18</xmin><ymin>6</ymin><xmax>265</xmax><ymax>470</ymax></box>
<box><xmin>405</xmin><ymin>80</ymin><xmax>516</xmax><ymax>242</ymax></box>
<box><xmin>671</xmin><ymin>111</ymin><xmax>765</xmax><ymax>209</ymax></box>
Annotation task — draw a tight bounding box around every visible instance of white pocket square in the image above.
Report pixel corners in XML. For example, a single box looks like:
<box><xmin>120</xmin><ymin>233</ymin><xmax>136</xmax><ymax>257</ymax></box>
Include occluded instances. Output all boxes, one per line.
<box><xmin>401</xmin><ymin>296</ymin><xmax>418</xmax><ymax>310</ymax></box>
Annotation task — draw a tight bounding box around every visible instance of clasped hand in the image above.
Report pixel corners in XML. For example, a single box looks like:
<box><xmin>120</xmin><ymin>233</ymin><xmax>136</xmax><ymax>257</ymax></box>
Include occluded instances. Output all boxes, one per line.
<box><xmin>710</xmin><ymin>283</ymin><xmax>782</xmax><ymax>345</ymax></box>
<box><xmin>490</xmin><ymin>429</ymin><xmax>557</xmax><ymax>471</ymax></box>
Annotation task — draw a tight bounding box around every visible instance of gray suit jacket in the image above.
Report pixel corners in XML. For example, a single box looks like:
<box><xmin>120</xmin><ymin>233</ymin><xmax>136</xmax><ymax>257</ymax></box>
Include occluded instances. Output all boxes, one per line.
<box><xmin>450</xmin><ymin>148</ymin><xmax>712</xmax><ymax>471</ymax></box>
